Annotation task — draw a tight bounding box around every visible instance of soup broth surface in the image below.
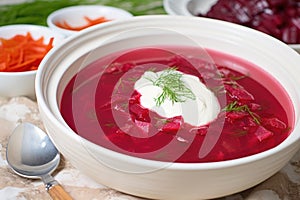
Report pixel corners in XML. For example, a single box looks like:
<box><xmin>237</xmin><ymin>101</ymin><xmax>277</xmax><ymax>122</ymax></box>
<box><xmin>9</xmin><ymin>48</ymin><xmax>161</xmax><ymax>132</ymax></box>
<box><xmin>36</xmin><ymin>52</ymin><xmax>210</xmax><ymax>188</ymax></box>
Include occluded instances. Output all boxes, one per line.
<box><xmin>60</xmin><ymin>46</ymin><xmax>294</xmax><ymax>163</ymax></box>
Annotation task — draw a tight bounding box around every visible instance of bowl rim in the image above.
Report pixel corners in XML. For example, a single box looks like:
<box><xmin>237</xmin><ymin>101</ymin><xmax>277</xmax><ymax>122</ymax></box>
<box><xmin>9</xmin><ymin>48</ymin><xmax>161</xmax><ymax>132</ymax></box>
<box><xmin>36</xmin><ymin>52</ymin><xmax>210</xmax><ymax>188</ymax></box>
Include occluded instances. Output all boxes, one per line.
<box><xmin>36</xmin><ymin>15</ymin><xmax>300</xmax><ymax>170</ymax></box>
<box><xmin>47</xmin><ymin>4</ymin><xmax>134</xmax><ymax>14</ymax></box>
<box><xmin>0</xmin><ymin>70</ymin><xmax>36</xmax><ymax>75</ymax></box>
<box><xmin>0</xmin><ymin>23</ymin><xmax>63</xmax><ymax>35</ymax></box>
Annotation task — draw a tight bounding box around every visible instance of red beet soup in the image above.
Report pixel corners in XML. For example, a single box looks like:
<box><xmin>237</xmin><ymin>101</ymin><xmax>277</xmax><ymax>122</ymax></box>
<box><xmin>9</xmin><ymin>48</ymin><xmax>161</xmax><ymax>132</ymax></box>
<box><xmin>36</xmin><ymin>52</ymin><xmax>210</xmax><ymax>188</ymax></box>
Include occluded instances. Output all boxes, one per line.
<box><xmin>60</xmin><ymin>46</ymin><xmax>294</xmax><ymax>163</ymax></box>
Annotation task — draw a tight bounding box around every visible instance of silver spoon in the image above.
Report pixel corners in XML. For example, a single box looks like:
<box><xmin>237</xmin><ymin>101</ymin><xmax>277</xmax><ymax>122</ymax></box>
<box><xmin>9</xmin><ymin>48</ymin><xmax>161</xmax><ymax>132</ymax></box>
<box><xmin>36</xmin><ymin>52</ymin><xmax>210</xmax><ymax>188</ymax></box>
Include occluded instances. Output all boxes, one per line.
<box><xmin>6</xmin><ymin>122</ymin><xmax>72</xmax><ymax>200</ymax></box>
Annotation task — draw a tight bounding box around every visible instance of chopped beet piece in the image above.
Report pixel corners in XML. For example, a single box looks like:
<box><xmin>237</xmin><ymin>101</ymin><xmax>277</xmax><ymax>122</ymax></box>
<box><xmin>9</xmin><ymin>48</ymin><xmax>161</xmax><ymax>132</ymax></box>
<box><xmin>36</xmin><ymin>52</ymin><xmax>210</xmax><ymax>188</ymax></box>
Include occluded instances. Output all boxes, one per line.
<box><xmin>262</xmin><ymin>117</ymin><xmax>287</xmax><ymax>129</ymax></box>
<box><xmin>283</xmin><ymin>17</ymin><xmax>300</xmax><ymax>43</ymax></box>
<box><xmin>189</xmin><ymin>125</ymin><xmax>209</xmax><ymax>136</ymax></box>
<box><xmin>129</xmin><ymin>91</ymin><xmax>141</xmax><ymax>103</ymax></box>
<box><xmin>225</xmin><ymin>84</ymin><xmax>254</xmax><ymax>101</ymax></box>
<box><xmin>135</xmin><ymin>120</ymin><xmax>151</xmax><ymax>134</ymax></box>
<box><xmin>245</xmin><ymin>116</ymin><xmax>259</xmax><ymax>127</ymax></box>
<box><xmin>226</xmin><ymin>111</ymin><xmax>249</xmax><ymax>122</ymax></box>
<box><xmin>161</xmin><ymin>116</ymin><xmax>183</xmax><ymax>133</ymax></box>
<box><xmin>250</xmin><ymin>0</ymin><xmax>269</xmax><ymax>16</ymax></box>
<box><xmin>129</xmin><ymin>103</ymin><xmax>150</xmax><ymax>122</ymax></box>
<box><xmin>282</xmin><ymin>23</ymin><xmax>299</xmax><ymax>43</ymax></box>
<box><xmin>251</xmin><ymin>11</ymin><xmax>283</xmax><ymax>38</ymax></box>
<box><xmin>105</xmin><ymin>62</ymin><xmax>135</xmax><ymax>74</ymax></box>
<box><xmin>255</xmin><ymin>126</ymin><xmax>274</xmax><ymax>142</ymax></box>
<box><xmin>222</xmin><ymin>138</ymin><xmax>241</xmax><ymax>154</ymax></box>
<box><xmin>249</xmin><ymin>103</ymin><xmax>262</xmax><ymax>111</ymax></box>
<box><xmin>266</xmin><ymin>0</ymin><xmax>288</xmax><ymax>8</ymax></box>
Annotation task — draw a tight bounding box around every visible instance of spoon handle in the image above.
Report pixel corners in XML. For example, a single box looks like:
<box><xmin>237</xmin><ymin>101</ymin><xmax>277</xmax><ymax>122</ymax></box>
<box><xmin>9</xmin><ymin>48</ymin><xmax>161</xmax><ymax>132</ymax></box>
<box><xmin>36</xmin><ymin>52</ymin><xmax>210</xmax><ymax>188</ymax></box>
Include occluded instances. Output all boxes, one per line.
<box><xmin>48</xmin><ymin>184</ymin><xmax>73</xmax><ymax>200</ymax></box>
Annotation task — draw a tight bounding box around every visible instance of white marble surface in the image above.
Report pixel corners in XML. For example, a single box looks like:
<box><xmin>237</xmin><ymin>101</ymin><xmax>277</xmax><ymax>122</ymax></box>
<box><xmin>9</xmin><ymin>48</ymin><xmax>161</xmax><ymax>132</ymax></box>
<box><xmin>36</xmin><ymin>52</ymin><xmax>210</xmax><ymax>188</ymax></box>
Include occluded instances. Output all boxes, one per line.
<box><xmin>0</xmin><ymin>97</ymin><xmax>144</xmax><ymax>200</ymax></box>
<box><xmin>0</xmin><ymin>96</ymin><xmax>300</xmax><ymax>200</ymax></box>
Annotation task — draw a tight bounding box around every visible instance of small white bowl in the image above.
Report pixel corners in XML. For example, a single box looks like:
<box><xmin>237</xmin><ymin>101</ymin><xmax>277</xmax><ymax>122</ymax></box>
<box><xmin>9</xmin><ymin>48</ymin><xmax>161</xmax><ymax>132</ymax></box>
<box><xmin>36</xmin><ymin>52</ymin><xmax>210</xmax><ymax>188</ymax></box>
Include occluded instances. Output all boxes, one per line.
<box><xmin>36</xmin><ymin>15</ymin><xmax>300</xmax><ymax>199</ymax></box>
<box><xmin>163</xmin><ymin>0</ymin><xmax>300</xmax><ymax>53</ymax></box>
<box><xmin>0</xmin><ymin>24</ymin><xmax>64</xmax><ymax>99</ymax></box>
<box><xmin>47</xmin><ymin>5</ymin><xmax>133</xmax><ymax>37</ymax></box>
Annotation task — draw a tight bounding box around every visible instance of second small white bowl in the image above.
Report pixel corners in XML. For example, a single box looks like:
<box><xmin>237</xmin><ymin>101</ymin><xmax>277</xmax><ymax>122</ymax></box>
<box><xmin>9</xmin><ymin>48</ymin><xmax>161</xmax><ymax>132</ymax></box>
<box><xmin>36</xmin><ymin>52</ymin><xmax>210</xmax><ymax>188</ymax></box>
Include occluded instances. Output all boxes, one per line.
<box><xmin>47</xmin><ymin>5</ymin><xmax>133</xmax><ymax>37</ymax></box>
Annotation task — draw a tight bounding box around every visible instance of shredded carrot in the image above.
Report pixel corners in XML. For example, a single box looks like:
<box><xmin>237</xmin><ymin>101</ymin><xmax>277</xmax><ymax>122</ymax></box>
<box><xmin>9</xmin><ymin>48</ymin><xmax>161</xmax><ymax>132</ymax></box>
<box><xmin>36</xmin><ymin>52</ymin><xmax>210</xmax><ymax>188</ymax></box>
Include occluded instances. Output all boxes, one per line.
<box><xmin>0</xmin><ymin>32</ymin><xmax>54</xmax><ymax>72</ymax></box>
<box><xmin>55</xmin><ymin>15</ymin><xmax>110</xmax><ymax>31</ymax></box>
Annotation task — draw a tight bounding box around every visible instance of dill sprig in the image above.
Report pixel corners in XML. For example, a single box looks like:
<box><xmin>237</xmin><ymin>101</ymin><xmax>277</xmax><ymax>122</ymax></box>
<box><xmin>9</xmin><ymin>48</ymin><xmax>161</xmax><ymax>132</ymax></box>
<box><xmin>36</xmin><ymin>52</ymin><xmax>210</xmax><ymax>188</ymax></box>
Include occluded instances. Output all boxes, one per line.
<box><xmin>223</xmin><ymin>101</ymin><xmax>261</xmax><ymax>124</ymax></box>
<box><xmin>147</xmin><ymin>68</ymin><xmax>196</xmax><ymax>106</ymax></box>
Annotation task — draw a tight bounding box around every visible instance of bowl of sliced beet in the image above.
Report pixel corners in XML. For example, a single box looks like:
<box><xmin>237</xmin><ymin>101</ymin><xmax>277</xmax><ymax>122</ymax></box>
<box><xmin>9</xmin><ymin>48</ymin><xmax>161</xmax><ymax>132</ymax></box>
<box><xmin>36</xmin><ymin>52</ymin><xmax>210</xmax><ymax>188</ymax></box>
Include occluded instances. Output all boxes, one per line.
<box><xmin>47</xmin><ymin>5</ymin><xmax>133</xmax><ymax>37</ymax></box>
<box><xmin>35</xmin><ymin>15</ymin><xmax>300</xmax><ymax>200</ymax></box>
<box><xmin>163</xmin><ymin>0</ymin><xmax>300</xmax><ymax>52</ymax></box>
<box><xmin>0</xmin><ymin>24</ymin><xmax>64</xmax><ymax>99</ymax></box>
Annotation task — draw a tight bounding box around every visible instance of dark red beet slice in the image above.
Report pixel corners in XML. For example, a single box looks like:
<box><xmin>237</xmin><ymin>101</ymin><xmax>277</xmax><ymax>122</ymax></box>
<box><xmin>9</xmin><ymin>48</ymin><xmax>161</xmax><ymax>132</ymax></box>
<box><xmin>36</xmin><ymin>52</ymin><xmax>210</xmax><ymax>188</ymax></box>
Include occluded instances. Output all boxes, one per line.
<box><xmin>161</xmin><ymin>116</ymin><xmax>183</xmax><ymax>133</ymax></box>
<box><xmin>254</xmin><ymin>126</ymin><xmax>274</xmax><ymax>142</ymax></box>
<box><xmin>200</xmin><ymin>0</ymin><xmax>300</xmax><ymax>44</ymax></box>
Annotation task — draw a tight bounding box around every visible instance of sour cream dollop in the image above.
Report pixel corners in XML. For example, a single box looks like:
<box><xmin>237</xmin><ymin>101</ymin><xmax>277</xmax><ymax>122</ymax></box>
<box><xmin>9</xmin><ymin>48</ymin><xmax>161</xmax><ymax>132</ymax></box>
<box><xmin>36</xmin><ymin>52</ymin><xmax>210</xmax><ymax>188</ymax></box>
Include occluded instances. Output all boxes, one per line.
<box><xmin>134</xmin><ymin>70</ymin><xmax>220</xmax><ymax>126</ymax></box>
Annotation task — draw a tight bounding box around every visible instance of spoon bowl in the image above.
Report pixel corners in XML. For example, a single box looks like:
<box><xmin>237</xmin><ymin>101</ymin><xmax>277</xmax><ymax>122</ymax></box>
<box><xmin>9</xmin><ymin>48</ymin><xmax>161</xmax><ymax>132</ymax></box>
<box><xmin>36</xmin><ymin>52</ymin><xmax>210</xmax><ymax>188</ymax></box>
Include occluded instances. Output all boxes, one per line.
<box><xmin>6</xmin><ymin>122</ymin><xmax>72</xmax><ymax>200</ymax></box>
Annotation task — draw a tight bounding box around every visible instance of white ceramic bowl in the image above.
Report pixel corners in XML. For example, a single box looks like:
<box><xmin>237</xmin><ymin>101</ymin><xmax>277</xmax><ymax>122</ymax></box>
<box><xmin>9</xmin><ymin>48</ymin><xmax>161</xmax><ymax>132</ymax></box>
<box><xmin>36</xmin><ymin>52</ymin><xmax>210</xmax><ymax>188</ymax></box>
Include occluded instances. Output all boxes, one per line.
<box><xmin>36</xmin><ymin>16</ymin><xmax>300</xmax><ymax>199</ymax></box>
<box><xmin>0</xmin><ymin>24</ymin><xmax>64</xmax><ymax>99</ymax></box>
<box><xmin>47</xmin><ymin>5</ymin><xmax>133</xmax><ymax>37</ymax></box>
<box><xmin>163</xmin><ymin>0</ymin><xmax>300</xmax><ymax>53</ymax></box>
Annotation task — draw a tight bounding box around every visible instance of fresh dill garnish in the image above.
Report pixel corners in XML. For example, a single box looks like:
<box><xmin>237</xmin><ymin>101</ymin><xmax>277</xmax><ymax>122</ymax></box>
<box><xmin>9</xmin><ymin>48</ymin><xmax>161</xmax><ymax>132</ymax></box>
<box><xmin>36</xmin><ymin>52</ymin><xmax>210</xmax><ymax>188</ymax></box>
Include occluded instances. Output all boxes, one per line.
<box><xmin>229</xmin><ymin>75</ymin><xmax>246</xmax><ymax>81</ymax></box>
<box><xmin>147</xmin><ymin>67</ymin><xmax>196</xmax><ymax>106</ymax></box>
<box><xmin>115</xmin><ymin>78</ymin><xmax>125</xmax><ymax>90</ymax></box>
<box><xmin>223</xmin><ymin>101</ymin><xmax>261</xmax><ymax>124</ymax></box>
<box><xmin>105</xmin><ymin>123</ymin><xmax>116</xmax><ymax>128</ymax></box>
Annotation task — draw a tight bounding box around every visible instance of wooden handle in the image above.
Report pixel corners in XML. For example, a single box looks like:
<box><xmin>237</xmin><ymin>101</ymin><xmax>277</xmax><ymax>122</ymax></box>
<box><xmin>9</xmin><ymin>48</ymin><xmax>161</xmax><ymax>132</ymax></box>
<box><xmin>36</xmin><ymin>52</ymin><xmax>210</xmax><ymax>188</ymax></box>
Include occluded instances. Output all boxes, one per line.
<box><xmin>48</xmin><ymin>184</ymin><xmax>73</xmax><ymax>200</ymax></box>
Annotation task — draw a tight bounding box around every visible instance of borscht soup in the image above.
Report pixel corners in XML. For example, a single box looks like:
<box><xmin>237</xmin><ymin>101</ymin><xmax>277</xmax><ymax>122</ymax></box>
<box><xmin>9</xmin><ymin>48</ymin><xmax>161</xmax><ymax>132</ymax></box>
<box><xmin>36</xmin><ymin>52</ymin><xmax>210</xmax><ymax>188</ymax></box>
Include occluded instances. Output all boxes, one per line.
<box><xmin>60</xmin><ymin>45</ymin><xmax>294</xmax><ymax>163</ymax></box>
